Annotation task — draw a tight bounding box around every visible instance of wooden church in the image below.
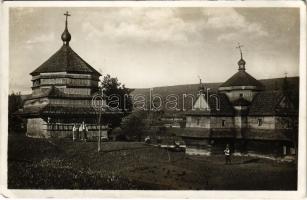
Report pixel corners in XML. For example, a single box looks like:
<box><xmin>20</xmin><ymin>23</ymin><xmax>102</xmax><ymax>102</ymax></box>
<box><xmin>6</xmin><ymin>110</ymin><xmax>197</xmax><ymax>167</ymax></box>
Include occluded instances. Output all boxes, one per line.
<box><xmin>17</xmin><ymin>12</ymin><xmax>117</xmax><ymax>139</ymax></box>
<box><xmin>131</xmin><ymin>45</ymin><xmax>299</xmax><ymax>157</ymax></box>
<box><xmin>182</xmin><ymin>47</ymin><xmax>298</xmax><ymax>156</ymax></box>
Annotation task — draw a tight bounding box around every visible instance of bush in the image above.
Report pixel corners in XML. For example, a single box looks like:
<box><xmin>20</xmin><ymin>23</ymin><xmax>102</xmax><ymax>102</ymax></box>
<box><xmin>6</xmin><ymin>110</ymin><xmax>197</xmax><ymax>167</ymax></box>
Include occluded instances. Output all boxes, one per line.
<box><xmin>120</xmin><ymin>111</ymin><xmax>147</xmax><ymax>141</ymax></box>
<box><xmin>110</xmin><ymin>127</ymin><xmax>127</xmax><ymax>141</ymax></box>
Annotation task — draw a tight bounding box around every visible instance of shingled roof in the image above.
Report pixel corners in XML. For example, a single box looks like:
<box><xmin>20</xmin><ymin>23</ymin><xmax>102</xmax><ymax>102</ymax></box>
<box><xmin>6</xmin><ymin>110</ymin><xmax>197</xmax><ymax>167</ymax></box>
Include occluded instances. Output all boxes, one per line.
<box><xmin>219</xmin><ymin>70</ymin><xmax>264</xmax><ymax>89</ymax></box>
<box><xmin>232</xmin><ymin>97</ymin><xmax>250</xmax><ymax>106</ymax></box>
<box><xmin>30</xmin><ymin>45</ymin><xmax>101</xmax><ymax>76</ymax></box>
<box><xmin>17</xmin><ymin>101</ymin><xmax>116</xmax><ymax>117</ymax></box>
<box><xmin>25</xmin><ymin>86</ymin><xmax>93</xmax><ymax>100</ymax></box>
<box><xmin>248</xmin><ymin>91</ymin><xmax>297</xmax><ymax>116</ymax></box>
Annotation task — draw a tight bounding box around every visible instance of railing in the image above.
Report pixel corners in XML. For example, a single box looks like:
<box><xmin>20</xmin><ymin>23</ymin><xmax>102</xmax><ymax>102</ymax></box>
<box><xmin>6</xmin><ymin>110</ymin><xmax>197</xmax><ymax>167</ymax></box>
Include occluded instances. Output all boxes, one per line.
<box><xmin>44</xmin><ymin>123</ymin><xmax>108</xmax><ymax>131</ymax></box>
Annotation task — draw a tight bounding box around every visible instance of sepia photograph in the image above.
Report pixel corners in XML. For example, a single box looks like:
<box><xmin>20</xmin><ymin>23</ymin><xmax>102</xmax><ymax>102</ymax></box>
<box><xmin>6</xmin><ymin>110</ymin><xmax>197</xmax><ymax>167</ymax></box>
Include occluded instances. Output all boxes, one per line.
<box><xmin>1</xmin><ymin>1</ymin><xmax>306</xmax><ymax>198</ymax></box>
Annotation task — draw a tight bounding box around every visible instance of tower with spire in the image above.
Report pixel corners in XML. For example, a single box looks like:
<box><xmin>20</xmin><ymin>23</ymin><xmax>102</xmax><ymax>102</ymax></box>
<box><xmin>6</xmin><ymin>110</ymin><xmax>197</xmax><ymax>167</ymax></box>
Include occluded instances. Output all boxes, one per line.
<box><xmin>18</xmin><ymin>12</ymin><xmax>113</xmax><ymax>138</ymax></box>
<box><xmin>30</xmin><ymin>11</ymin><xmax>101</xmax><ymax>96</ymax></box>
<box><xmin>61</xmin><ymin>11</ymin><xmax>71</xmax><ymax>45</ymax></box>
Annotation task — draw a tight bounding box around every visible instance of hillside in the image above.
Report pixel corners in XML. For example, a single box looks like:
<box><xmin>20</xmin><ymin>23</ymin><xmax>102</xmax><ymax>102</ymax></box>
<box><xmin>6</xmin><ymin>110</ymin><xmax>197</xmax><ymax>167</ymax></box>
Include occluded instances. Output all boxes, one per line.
<box><xmin>20</xmin><ymin>77</ymin><xmax>299</xmax><ymax>111</ymax></box>
<box><xmin>130</xmin><ymin>77</ymin><xmax>299</xmax><ymax>111</ymax></box>
<box><xmin>131</xmin><ymin>77</ymin><xmax>299</xmax><ymax>95</ymax></box>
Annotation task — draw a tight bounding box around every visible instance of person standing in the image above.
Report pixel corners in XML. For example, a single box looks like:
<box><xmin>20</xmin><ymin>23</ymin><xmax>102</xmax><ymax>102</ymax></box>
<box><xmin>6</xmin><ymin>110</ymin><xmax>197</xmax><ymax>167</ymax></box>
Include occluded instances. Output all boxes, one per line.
<box><xmin>72</xmin><ymin>124</ymin><xmax>77</xmax><ymax>142</ymax></box>
<box><xmin>81</xmin><ymin>121</ymin><xmax>87</xmax><ymax>142</ymax></box>
<box><xmin>224</xmin><ymin>144</ymin><xmax>231</xmax><ymax>164</ymax></box>
<box><xmin>84</xmin><ymin>124</ymin><xmax>88</xmax><ymax>142</ymax></box>
<box><xmin>79</xmin><ymin>123</ymin><xmax>83</xmax><ymax>141</ymax></box>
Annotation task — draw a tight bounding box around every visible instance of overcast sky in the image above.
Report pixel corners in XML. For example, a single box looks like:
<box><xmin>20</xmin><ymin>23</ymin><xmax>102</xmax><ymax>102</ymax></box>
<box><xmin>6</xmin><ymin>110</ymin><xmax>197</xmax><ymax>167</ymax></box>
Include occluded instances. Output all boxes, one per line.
<box><xmin>9</xmin><ymin>7</ymin><xmax>300</xmax><ymax>94</ymax></box>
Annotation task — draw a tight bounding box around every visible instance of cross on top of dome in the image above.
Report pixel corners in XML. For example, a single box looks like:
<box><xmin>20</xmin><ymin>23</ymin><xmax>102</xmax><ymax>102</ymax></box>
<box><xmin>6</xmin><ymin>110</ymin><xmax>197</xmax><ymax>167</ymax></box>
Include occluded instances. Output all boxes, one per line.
<box><xmin>61</xmin><ymin>11</ymin><xmax>71</xmax><ymax>45</ymax></box>
<box><xmin>236</xmin><ymin>42</ymin><xmax>246</xmax><ymax>71</ymax></box>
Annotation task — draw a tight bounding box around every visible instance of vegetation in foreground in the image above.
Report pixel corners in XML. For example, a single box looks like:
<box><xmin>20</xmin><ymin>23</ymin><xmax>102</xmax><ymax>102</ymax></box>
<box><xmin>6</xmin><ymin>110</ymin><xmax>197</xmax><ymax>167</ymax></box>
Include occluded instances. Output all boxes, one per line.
<box><xmin>8</xmin><ymin>135</ymin><xmax>297</xmax><ymax>190</ymax></box>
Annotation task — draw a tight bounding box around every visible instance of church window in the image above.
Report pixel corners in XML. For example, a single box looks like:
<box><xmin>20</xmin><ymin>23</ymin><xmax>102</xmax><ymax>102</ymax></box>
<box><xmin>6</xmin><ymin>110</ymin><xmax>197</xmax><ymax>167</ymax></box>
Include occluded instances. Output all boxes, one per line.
<box><xmin>33</xmin><ymin>79</ymin><xmax>40</xmax><ymax>87</ymax></box>
<box><xmin>283</xmin><ymin>145</ymin><xmax>287</xmax><ymax>155</ymax></box>
<box><xmin>258</xmin><ymin>119</ymin><xmax>262</xmax><ymax>126</ymax></box>
<box><xmin>196</xmin><ymin>118</ymin><xmax>200</xmax><ymax>125</ymax></box>
<box><xmin>240</xmin><ymin>93</ymin><xmax>243</xmax><ymax>97</ymax></box>
<box><xmin>222</xmin><ymin>119</ymin><xmax>225</xmax><ymax>127</ymax></box>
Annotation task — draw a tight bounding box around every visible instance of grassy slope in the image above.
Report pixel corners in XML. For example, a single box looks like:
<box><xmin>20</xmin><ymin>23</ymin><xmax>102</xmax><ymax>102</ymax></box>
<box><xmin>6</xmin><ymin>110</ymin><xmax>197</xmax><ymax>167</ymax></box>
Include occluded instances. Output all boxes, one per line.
<box><xmin>8</xmin><ymin>135</ymin><xmax>297</xmax><ymax>190</ymax></box>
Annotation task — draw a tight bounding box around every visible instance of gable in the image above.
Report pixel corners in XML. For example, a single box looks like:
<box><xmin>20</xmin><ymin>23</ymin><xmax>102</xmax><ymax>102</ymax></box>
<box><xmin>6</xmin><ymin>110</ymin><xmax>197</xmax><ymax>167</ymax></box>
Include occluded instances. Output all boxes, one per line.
<box><xmin>277</xmin><ymin>96</ymin><xmax>295</xmax><ymax>110</ymax></box>
<box><xmin>193</xmin><ymin>94</ymin><xmax>210</xmax><ymax>110</ymax></box>
<box><xmin>249</xmin><ymin>91</ymin><xmax>298</xmax><ymax>116</ymax></box>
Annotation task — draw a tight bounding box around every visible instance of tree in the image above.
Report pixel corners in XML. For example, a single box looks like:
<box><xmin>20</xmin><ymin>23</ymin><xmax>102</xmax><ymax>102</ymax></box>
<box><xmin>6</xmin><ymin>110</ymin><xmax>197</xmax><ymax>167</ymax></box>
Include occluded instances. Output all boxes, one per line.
<box><xmin>120</xmin><ymin>111</ymin><xmax>147</xmax><ymax>141</ymax></box>
<box><xmin>8</xmin><ymin>92</ymin><xmax>24</xmax><ymax>132</ymax></box>
<box><xmin>276</xmin><ymin>77</ymin><xmax>299</xmax><ymax>161</ymax></box>
<box><xmin>100</xmin><ymin>74</ymin><xmax>133</xmax><ymax>128</ymax></box>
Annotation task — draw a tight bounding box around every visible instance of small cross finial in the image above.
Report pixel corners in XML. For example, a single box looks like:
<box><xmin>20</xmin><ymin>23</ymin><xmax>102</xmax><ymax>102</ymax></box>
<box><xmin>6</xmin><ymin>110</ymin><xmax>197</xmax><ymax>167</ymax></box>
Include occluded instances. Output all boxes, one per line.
<box><xmin>198</xmin><ymin>75</ymin><xmax>205</xmax><ymax>92</ymax></box>
<box><xmin>64</xmin><ymin>11</ymin><xmax>71</xmax><ymax>19</ymax></box>
<box><xmin>236</xmin><ymin>42</ymin><xmax>244</xmax><ymax>59</ymax></box>
<box><xmin>64</xmin><ymin>11</ymin><xmax>71</xmax><ymax>28</ymax></box>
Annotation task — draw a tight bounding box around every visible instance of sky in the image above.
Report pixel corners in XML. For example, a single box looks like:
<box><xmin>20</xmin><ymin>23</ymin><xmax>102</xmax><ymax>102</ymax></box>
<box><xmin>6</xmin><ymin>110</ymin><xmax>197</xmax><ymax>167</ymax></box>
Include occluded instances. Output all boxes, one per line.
<box><xmin>9</xmin><ymin>7</ymin><xmax>300</xmax><ymax>94</ymax></box>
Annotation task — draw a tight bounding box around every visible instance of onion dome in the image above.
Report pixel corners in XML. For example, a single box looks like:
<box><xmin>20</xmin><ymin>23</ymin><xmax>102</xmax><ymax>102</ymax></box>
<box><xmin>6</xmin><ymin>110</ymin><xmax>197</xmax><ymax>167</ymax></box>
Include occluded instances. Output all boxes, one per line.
<box><xmin>61</xmin><ymin>28</ymin><xmax>71</xmax><ymax>45</ymax></box>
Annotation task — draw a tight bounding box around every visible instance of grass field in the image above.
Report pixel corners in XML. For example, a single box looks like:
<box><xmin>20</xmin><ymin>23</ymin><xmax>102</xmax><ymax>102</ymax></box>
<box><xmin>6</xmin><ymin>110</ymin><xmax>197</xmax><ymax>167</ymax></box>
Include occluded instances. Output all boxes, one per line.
<box><xmin>8</xmin><ymin>134</ymin><xmax>297</xmax><ymax>190</ymax></box>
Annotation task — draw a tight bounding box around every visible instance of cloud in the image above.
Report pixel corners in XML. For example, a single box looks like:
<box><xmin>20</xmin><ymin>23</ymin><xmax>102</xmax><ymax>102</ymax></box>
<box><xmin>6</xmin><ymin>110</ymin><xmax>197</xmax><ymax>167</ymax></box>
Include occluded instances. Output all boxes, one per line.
<box><xmin>25</xmin><ymin>32</ymin><xmax>55</xmax><ymax>44</ymax></box>
<box><xmin>9</xmin><ymin>7</ymin><xmax>299</xmax><ymax>94</ymax></box>
<box><xmin>204</xmin><ymin>8</ymin><xmax>246</xmax><ymax>29</ymax></box>
<box><xmin>80</xmin><ymin>8</ymin><xmax>268</xmax><ymax>45</ymax></box>
<box><xmin>81</xmin><ymin>8</ymin><xmax>200</xmax><ymax>45</ymax></box>
<box><xmin>201</xmin><ymin>8</ymin><xmax>268</xmax><ymax>42</ymax></box>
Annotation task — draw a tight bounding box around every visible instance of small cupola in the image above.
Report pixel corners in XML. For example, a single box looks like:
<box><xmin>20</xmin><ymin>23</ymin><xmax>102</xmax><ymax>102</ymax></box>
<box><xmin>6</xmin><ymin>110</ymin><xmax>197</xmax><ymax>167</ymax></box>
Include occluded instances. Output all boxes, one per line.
<box><xmin>237</xmin><ymin>43</ymin><xmax>246</xmax><ymax>71</ymax></box>
<box><xmin>238</xmin><ymin>58</ymin><xmax>246</xmax><ymax>71</ymax></box>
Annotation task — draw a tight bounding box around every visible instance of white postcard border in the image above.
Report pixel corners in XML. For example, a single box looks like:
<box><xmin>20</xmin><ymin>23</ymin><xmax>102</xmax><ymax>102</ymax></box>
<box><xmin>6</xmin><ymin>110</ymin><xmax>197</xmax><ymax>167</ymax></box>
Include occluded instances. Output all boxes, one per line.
<box><xmin>0</xmin><ymin>1</ymin><xmax>306</xmax><ymax>199</ymax></box>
